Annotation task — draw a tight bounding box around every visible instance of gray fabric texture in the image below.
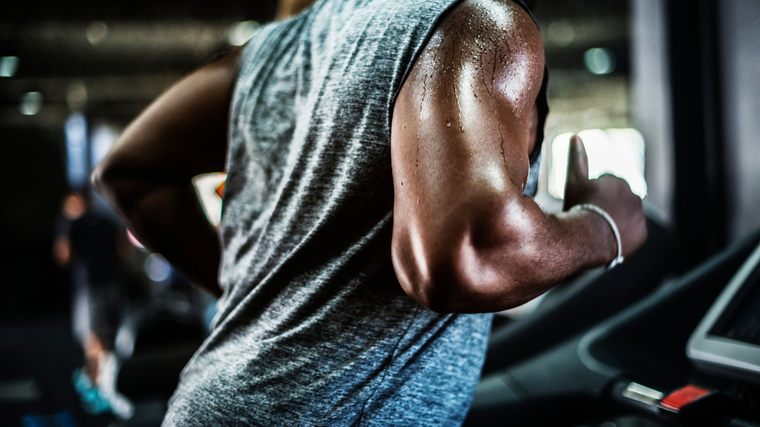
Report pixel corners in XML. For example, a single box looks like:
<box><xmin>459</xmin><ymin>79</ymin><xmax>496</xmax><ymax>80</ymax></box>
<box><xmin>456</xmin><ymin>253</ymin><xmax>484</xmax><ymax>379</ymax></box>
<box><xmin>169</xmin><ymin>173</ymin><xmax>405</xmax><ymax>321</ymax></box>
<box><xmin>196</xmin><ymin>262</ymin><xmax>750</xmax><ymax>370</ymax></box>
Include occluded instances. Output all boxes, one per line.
<box><xmin>163</xmin><ymin>0</ymin><xmax>541</xmax><ymax>425</ymax></box>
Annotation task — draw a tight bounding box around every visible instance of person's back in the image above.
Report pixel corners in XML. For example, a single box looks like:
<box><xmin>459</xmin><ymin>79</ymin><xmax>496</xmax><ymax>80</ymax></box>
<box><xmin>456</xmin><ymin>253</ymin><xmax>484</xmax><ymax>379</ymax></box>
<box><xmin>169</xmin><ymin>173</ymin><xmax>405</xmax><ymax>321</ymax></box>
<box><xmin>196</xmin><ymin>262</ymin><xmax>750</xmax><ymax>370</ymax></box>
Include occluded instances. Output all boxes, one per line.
<box><xmin>163</xmin><ymin>0</ymin><xmax>507</xmax><ymax>424</ymax></box>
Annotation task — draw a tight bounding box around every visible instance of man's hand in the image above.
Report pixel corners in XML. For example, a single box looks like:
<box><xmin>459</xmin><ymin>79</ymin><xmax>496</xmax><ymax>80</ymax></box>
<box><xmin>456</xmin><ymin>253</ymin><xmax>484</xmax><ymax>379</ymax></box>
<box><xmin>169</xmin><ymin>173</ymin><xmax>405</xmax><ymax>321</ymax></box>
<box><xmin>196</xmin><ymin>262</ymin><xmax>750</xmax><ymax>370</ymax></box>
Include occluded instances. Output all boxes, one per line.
<box><xmin>563</xmin><ymin>135</ymin><xmax>647</xmax><ymax>259</ymax></box>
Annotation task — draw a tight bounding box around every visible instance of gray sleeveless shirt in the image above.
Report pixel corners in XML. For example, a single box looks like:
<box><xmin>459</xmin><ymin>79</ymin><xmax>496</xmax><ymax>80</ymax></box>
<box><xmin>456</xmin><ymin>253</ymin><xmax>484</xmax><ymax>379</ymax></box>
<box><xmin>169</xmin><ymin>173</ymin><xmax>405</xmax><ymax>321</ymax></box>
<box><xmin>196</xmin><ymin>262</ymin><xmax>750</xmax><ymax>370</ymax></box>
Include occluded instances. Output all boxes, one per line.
<box><xmin>163</xmin><ymin>0</ymin><xmax>541</xmax><ymax>425</ymax></box>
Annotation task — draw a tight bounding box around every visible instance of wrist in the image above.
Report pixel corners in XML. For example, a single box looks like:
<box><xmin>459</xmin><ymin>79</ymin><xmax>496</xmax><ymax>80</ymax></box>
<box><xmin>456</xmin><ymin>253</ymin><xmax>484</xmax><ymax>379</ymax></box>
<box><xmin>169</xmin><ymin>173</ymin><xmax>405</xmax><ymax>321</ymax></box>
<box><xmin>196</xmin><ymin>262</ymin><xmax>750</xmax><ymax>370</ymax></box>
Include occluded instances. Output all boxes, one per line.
<box><xmin>572</xmin><ymin>204</ymin><xmax>624</xmax><ymax>269</ymax></box>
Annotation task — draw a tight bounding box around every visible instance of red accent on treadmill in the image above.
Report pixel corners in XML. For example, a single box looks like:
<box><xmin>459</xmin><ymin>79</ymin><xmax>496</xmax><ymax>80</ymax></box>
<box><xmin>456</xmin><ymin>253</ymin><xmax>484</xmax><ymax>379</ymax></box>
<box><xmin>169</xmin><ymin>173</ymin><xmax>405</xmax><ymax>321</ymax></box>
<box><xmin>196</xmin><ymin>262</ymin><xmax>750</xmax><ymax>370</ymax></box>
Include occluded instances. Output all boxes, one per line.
<box><xmin>660</xmin><ymin>385</ymin><xmax>712</xmax><ymax>412</ymax></box>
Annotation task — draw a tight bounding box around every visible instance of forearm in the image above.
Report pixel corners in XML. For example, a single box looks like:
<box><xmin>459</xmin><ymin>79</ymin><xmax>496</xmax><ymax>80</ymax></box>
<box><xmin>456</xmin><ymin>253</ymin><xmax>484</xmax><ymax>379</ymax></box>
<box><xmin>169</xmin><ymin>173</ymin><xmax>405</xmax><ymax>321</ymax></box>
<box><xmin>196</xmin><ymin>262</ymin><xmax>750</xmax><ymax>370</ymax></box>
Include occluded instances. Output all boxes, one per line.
<box><xmin>94</xmin><ymin>175</ymin><xmax>222</xmax><ymax>297</ymax></box>
<box><xmin>392</xmin><ymin>194</ymin><xmax>617</xmax><ymax>313</ymax></box>
<box><xmin>471</xmin><ymin>203</ymin><xmax>617</xmax><ymax>311</ymax></box>
<box><xmin>89</xmin><ymin>49</ymin><xmax>242</xmax><ymax>297</ymax></box>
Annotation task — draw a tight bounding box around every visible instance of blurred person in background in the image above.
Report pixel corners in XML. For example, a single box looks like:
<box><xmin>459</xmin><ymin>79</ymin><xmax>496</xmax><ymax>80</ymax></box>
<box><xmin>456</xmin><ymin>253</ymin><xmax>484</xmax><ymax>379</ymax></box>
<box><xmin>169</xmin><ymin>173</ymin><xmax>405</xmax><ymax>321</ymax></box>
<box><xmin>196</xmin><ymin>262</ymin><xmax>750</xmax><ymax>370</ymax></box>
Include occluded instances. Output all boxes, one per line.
<box><xmin>92</xmin><ymin>0</ymin><xmax>646</xmax><ymax>425</ymax></box>
<box><xmin>53</xmin><ymin>191</ymin><xmax>133</xmax><ymax>414</ymax></box>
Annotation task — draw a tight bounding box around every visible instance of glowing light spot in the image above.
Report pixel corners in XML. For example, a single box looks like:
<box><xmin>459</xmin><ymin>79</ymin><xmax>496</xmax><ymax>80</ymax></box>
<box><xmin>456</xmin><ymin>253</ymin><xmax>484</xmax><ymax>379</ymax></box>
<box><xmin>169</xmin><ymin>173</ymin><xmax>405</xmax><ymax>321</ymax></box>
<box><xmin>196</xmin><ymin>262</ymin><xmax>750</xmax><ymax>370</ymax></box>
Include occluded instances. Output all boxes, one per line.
<box><xmin>145</xmin><ymin>253</ymin><xmax>171</xmax><ymax>282</ymax></box>
<box><xmin>62</xmin><ymin>193</ymin><xmax>86</xmax><ymax>220</ymax></box>
<box><xmin>66</xmin><ymin>80</ymin><xmax>88</xmax><ymax>111</ymax></box>
<box><xmin>0</xmin><ymin>56</ymin><xmax>19</xmax><ymax>78</ymax></box>
<box><xmin>584</xmin><ymin>48</ymin><xmax>617</xmax><ymax>75</ymax></box>
<box><xmin>547</xmin><ymin>21</ymin><xmax>574</xmax><ymax>47</ymax></box>
<box><xmin>86</xmin><ymin>21</ymin><xmax>109</xmax><ymax>46</ymax></box>
<box><xmin>19</xmin><ymin>92</ymin><xmax>42</xmax><ymax>115</ymax></box>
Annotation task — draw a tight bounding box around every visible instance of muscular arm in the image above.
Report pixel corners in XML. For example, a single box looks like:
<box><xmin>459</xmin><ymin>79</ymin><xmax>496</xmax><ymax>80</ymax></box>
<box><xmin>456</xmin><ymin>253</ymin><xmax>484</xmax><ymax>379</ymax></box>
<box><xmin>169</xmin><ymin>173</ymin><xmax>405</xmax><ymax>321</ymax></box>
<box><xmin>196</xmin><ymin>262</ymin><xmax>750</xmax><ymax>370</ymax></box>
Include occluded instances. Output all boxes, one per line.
<box><xmin>91</xmin><ymin>48</ymin><xmax>243</xmax><ymax>297</ymax></box>
<box><xmin>390</xmin><ymin>0</ymin><xmax>646</xmax><ymax>313</ymax></box>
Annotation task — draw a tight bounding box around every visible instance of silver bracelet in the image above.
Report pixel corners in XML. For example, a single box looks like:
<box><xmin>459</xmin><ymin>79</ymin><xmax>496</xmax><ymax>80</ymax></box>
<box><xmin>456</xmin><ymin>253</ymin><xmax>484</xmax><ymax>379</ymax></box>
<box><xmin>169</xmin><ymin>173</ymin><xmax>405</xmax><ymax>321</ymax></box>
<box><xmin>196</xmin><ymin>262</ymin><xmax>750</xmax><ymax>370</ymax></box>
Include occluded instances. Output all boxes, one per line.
<box><xmin>575</xmin><ymin>204</ymin><xmax>624</xmax><ymax>269</ymax></box>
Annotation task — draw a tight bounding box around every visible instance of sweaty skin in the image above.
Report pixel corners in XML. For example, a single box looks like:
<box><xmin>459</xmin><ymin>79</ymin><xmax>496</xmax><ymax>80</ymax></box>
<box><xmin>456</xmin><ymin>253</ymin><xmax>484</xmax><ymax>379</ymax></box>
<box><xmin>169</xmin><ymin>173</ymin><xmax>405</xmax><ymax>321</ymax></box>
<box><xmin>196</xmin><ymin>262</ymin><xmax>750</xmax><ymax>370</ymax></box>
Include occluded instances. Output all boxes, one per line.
<box><xmin>391</xmin><ymin>0</ymin><xmax>646</xmax><ymax>313</ymax></box>
<box><xmin>93</xmin><ymin>0</ymin><xmax>646</xmax><ymax>310</ymax></box>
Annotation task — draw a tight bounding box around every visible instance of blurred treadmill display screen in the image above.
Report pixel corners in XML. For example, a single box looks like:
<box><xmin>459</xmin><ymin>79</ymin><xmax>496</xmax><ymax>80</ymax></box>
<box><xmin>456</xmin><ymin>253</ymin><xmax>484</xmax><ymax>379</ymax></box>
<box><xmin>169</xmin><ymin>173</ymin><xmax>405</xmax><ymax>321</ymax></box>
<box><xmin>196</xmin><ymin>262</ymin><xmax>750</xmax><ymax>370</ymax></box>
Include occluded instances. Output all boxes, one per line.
<box><xmin>712</xmin><ymin>267</ymin><xmax>760</xmax><ymax>346</ymax></box>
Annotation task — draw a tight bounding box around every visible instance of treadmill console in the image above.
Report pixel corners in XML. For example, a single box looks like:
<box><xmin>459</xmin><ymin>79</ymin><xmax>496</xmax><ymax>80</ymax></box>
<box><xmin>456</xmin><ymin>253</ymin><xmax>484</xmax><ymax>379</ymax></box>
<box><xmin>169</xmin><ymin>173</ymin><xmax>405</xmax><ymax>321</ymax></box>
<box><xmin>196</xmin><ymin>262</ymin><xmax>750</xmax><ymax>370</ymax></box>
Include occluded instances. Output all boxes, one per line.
<box><xmin>688</xmin><ymin>242</ymin><xmax>760</xmax><ymax>384</ymax></box>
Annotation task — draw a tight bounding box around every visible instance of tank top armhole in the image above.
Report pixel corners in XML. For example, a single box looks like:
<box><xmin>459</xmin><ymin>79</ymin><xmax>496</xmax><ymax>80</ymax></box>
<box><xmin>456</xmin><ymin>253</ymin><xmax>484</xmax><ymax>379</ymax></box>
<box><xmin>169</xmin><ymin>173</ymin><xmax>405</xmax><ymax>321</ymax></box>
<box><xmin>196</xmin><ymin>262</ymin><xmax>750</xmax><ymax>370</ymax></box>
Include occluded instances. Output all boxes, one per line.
<box><xmin>387</xmin><ymin>0</ymin><xmax>464</xmax><ymax>132</ymax></box>
<box><xmin>387</xmin><ymin>0</ymin><xmax>548</xmax><ymax>166</ymax></box>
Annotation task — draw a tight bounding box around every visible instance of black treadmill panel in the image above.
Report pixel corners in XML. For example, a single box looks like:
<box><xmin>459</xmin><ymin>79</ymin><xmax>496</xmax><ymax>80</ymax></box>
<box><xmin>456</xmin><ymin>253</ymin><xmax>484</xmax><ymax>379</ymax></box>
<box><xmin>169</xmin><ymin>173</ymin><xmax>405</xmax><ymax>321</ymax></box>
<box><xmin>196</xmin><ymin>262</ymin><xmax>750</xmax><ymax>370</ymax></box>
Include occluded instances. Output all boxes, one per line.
<box><xmin>711</xmin><ymin>264</ymin><xmax>760</xmax><ymax>346</ymax></box>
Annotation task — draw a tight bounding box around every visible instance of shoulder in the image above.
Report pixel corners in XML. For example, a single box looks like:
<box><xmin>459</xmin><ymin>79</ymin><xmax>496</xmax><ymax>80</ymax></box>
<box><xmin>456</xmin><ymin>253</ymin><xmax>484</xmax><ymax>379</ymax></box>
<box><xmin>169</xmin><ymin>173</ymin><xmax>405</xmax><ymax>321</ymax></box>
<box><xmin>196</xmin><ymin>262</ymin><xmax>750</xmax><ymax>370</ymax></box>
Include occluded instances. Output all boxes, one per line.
<box><xmin>436</xmin><ymin>0</ymin><xmax>543</xmax><ymax>52</ymax></box>
<box><xmin>409</xmin><ymin>0</ymin><xmax>545</xmax><ymax>116</ymax></box>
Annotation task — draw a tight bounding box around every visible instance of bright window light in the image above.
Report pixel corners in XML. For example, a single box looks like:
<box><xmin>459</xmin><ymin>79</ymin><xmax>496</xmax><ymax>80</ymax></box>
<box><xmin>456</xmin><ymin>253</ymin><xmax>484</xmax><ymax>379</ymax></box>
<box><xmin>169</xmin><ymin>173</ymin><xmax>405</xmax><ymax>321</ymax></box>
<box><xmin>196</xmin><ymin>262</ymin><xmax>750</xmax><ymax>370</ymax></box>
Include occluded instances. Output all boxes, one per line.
<box><xmin>90</xmin><ymin>123</ymin><xmax>119</xmax><ymax>167</ymax></box>
<box><xmin>548</xmin><ymin>128</ymin><xmax>647</xmax><ymax>200</ymax></box>
<box><xmin>65</xmin><ymin>113</ymin><xmax>89</xmax><ymax>190</ymax></box>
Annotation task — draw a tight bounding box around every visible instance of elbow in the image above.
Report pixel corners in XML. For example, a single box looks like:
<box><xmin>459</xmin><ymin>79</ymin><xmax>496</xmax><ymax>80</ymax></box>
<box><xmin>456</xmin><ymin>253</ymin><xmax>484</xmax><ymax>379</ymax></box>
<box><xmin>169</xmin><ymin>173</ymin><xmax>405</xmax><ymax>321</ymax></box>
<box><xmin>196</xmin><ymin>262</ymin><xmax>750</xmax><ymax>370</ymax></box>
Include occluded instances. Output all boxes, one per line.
<box><xmin>396</xmin><ymin>265</ymin><xmax>463</xmax><ymax>314</ymax></box>
<box><xmin>391</xmin><ymin>234</ymin><xmax>513</xmax><ymax>314</ymax></box>
<box><xmin>90</xmin><ymin>156</ymin><xmax>124</xmax><ymax>202</ymax></box>
<box><xmin>391</xmin><ymin>232</ymin><xmax>455</xmax><ymax>313</ymax></box>
<box><xmin>392</xmin><ymin>266</ymin><xmax>464</xmax><ymax>314</ymax></box>
<box><xmin>391</xmin><ymin>222</ymin><xmax>543</xmax><ymax>313</ymax></box>
<box><xmin>90</xmin><ymin>155</ymin><xmax>144</xmax><ymax>217</ymax></box>
<box><xmin>416</xmin><ymin>272</ymin><xmax>483</xmax><ymax>314</ymax></box>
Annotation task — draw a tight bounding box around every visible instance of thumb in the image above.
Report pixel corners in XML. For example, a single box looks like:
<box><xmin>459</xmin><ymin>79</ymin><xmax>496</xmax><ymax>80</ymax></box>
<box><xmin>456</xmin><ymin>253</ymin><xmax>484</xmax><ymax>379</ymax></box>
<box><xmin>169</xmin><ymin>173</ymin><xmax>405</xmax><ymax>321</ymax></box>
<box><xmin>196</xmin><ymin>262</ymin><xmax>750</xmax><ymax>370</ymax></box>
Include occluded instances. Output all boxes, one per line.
<box><xmin>566</xmin><ymin>135</ymin><xmax>589</xmax><ymax>184</ymax></box>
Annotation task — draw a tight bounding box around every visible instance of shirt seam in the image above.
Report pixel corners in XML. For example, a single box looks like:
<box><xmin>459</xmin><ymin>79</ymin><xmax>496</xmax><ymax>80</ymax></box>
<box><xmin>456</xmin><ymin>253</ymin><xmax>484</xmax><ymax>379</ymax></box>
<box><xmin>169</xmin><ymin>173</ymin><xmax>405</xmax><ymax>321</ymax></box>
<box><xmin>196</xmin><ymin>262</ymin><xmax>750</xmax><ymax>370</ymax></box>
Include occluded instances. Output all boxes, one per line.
<box><xmin>355</xmin><ymin>304</ymin><xmax>422</xmax><ymax>426</ymax></box>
